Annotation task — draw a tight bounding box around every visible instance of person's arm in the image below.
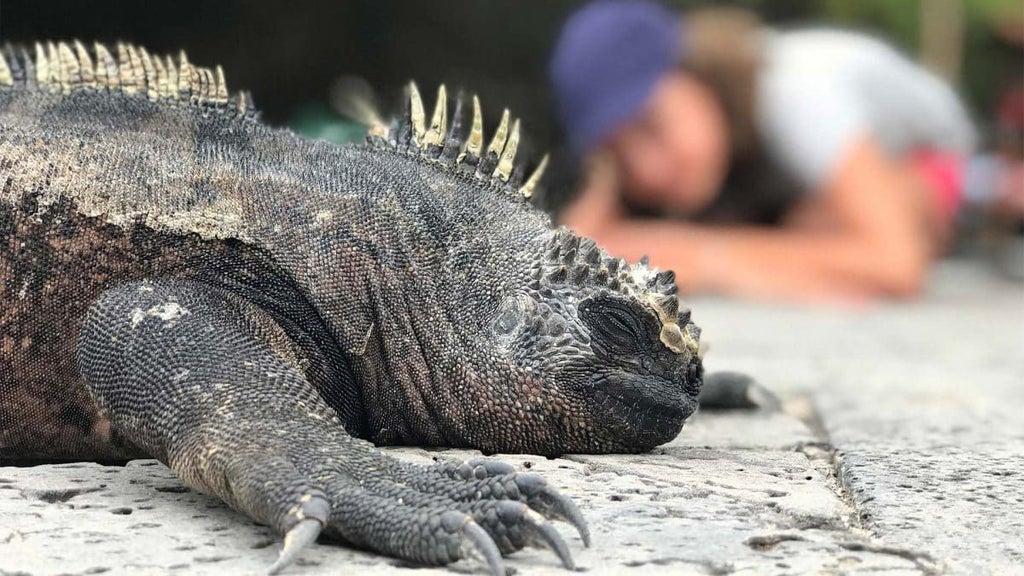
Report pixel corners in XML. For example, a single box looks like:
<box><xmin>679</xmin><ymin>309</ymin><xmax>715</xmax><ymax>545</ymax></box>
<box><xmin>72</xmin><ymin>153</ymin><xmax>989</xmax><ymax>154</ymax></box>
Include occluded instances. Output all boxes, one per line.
<box><xmin>586</xmin><ymin>138</ymin><xmax>933</xmax><ymax>302</ymax></box>
<box><xmin>559</xmin><ymin>152</ymin><xmax>624</xmax><ymax>238</ymax></box>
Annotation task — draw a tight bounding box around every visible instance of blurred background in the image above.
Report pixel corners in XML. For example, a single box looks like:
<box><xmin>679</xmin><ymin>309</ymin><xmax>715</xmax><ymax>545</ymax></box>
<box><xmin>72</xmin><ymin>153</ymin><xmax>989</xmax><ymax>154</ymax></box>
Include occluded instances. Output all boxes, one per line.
<box><xmin>2</xmin><ymin>1</ymin><xmax>1017</xmax><ymax>150</ymax></box>
<box><xmin>2</xmin><ymin>0</ymin><xmax>1022</xmax><ymax>285</ymax></box>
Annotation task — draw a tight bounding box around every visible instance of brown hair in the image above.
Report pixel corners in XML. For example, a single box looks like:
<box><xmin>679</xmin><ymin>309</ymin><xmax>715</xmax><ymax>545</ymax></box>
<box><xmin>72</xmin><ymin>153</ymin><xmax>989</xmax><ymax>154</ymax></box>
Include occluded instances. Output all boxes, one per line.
<box><xmin>668</xmin><ymin>8</ymin><xmax>802</xmax><ymax>224</ymax></box>
<box><xmin>678</xmin><ymin>7</ymin><xmax>763</xmax><ymax>160</ymax></box>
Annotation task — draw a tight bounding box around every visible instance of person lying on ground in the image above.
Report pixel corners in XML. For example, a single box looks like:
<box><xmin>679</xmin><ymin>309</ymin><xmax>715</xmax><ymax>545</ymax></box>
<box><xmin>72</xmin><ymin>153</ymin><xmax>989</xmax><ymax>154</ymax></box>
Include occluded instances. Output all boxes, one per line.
<box><xmin>549</xmin><ymin>1</ymin><xmax>976</xmax><ymax>302</ymax></box>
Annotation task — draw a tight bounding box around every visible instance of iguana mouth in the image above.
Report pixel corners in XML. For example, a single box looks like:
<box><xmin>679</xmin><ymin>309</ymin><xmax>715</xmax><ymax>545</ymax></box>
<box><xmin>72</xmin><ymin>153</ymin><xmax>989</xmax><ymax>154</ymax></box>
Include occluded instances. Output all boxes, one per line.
<box><xmin>589</xmin><ymin>362</ymin><xmax>701</xmax><ymax>449</ymax></box>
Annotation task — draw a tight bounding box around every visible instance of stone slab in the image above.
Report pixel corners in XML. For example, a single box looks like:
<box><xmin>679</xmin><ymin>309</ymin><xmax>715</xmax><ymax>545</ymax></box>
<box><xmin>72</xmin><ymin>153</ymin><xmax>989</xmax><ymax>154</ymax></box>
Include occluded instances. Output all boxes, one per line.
<box><xmin>0</xmin><ymin>410</ymin><xmax>916</xmax><ymax>576</ymax></box>
<box><xmin>693</xmin><ymin>259</ymin><xmax>1024</xmax><ymax>575</ymax></box>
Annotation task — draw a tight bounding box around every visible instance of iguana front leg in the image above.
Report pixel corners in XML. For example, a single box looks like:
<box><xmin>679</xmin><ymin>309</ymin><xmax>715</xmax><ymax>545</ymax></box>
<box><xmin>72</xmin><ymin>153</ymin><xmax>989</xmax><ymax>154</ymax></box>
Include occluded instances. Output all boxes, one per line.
<box><xmin>77</xmin><ymin>280</ymin><xmax>587</xmax><ymax>574</ymax></box>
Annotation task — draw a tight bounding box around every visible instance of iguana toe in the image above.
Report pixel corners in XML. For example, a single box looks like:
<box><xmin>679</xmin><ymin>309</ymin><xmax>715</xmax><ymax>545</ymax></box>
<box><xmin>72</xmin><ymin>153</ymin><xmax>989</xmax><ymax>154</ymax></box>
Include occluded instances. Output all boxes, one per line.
<box><xmin>427</xmin><ymin>460</ymin><xmax>591</xmax><ymax>548</ymax></box>
<box><xmin>699</xmin><ymin>371</ymin><xmax>782</xmax><ymax>411</ymax></box>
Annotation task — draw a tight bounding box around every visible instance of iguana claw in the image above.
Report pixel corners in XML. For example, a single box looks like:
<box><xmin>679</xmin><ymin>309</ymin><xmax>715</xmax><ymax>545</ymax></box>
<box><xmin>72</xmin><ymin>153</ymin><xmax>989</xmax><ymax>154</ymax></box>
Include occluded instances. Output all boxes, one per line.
<box><xmin>455</xmin><ymin>517</ymin><xmax>506</xmax><ymax>576</ymax></box>
<box><xmin>514</xmin><ymin>473</ymin><xmax>591</xmax><ymax>547</ymax></box>
<box><xmin>522</xmin><ymin>509</ymin><xmax>576</xmax><ymax>569</ymax></box>
<box><xmin>547</xmin><ymin>488</ymin><xmax>591</xmax><ymax>548</ymax></box>
<box><xmin>268</xmin><ymin>519</ymin><xmax>322</xmax><ymax>575</ymax></box>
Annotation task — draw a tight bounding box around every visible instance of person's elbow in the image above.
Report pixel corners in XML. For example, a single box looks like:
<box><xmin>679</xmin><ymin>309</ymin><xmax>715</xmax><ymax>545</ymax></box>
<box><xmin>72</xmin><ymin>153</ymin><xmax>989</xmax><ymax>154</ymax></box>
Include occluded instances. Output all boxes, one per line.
<box><xmin>877</xmin><ymin>261</ymin><xmax>927</xmax><ymax>299</ymax></box>
<box><xmin>866</xmin><ymin>243</ymin><xmax>929</xmax><ymax>299</ymax></box>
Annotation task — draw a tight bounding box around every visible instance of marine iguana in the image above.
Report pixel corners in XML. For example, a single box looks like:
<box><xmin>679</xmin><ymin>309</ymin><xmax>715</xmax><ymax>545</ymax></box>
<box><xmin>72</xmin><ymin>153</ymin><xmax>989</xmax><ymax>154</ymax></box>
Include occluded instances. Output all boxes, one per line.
<box><xmin>0</xmin><ymin>41</ymin><xmax>715</xmax><ymax>574</ymax></box>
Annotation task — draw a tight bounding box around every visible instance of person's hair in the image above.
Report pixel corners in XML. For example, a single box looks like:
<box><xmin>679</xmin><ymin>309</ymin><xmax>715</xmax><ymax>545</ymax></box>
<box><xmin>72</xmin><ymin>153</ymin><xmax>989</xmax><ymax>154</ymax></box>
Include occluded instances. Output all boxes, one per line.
<box><xmin>674</xmin><ymin>7</ymin><xmax>804</xmax><ymax>225</ymax></box>
<box><xmin>678</xmin><ymin>7</ymin><xmax>763</xmax><ymax>160</ymax></box>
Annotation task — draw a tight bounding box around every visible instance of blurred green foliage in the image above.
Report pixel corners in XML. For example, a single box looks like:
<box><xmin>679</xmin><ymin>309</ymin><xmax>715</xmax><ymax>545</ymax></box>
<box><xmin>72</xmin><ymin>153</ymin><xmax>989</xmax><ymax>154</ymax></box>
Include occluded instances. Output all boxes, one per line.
<box><xmin>290</xmin><ymin>103</ymin><xmax>368</xmax><ymax>145</ymax></box>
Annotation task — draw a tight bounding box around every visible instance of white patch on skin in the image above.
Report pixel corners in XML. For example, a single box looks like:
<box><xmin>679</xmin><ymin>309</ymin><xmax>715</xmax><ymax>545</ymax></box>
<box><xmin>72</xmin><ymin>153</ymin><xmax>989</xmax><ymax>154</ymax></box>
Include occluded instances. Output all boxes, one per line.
<box><xmin>130</xmin><ymin>301</ymin><xmax>189</xmax><ymax>329</ymax></box>
<box><xmin>147</xmin><ymin>302</ymin><xmax>189</xmax><ymax>325</ymax></box>
<box><xmin>143</xmin><ymin>210</ymin><xmax>250</xmax><ymax>242</ymax></box>
<box><xmin>130</xmin><ymin>308</ymin><xmax>146</xmax><ymax>329</ymax></box>
<box><xmin>314</xmin><ymin>210</ymin><xmax>334</xmax><ymax>226</ymax></box>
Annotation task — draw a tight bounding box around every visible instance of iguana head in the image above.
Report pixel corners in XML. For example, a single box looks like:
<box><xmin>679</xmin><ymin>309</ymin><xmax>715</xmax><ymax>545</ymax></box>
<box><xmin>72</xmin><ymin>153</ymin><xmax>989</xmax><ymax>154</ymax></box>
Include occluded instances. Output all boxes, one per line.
<box><xmin>366</xmin><ymin>84</ymin><xmax>702</xmax><ymax>455</ymax></box>
<box><xmin>489</xmin><ymin>227</ymin><xmax>703</xmax><ymax>454</ymax></box>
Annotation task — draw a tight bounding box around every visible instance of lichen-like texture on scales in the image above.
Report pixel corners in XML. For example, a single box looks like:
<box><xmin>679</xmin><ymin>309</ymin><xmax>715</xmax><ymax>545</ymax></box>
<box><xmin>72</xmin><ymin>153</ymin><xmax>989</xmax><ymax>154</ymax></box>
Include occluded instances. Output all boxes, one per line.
<box><xmin>0</xmin><ymin>41</ymin><xmax>703</xmax><ymax>574</ymax></box>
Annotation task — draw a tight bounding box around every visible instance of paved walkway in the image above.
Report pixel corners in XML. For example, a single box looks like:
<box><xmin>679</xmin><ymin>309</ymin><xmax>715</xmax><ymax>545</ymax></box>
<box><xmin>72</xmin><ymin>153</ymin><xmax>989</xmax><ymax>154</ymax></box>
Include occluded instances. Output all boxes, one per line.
<box><xmin>2</xmin><ymin>259</ymin><xmax>1021</xmax><ymax>575</ymax></box>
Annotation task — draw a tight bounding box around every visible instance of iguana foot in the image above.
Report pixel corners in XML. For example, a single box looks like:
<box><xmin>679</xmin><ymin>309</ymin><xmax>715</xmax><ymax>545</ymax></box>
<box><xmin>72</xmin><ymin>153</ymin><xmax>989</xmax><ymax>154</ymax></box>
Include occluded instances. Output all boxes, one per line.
<box><xmin>233</xmin><ymin>429</ymin><xmax>586</xmax><ymax>574</ymax></box>
<box><xmin>431</xmin><ymin>457</ymin><xmax>591</xmax><ymax>549</ymax></box>
<box><xmin>230</xmin><ymin>429</ymin><xmax>588</xmax><ymax>574</ymax></box>
<box><xmin>77</xmin><ymin>280</ymin><xmax>586</xmax><ymax>574</ymax></box>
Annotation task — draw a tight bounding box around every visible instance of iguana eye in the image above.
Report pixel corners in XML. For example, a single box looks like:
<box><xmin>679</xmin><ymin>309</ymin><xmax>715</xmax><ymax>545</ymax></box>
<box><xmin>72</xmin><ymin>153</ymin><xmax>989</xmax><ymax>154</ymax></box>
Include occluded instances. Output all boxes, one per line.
<box><xmin>579</xmin><ymin>297</ymin><xmax>648</xmax><ymax>353</ymax></box>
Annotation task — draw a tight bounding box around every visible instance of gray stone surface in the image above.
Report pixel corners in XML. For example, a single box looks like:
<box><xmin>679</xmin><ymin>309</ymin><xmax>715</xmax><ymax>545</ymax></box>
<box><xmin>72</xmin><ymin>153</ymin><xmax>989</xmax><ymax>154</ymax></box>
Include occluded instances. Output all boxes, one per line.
<box><xmin>696</xmin><ymin>260</ymin><xmax>1024</xmax><ymax>575</ymax></box>
<box><xmin>0</xmin><ymin>416</ymin><xmax>917</xmax><ymax>576</ymax></box>
<box><xmin>1</xmin><ymin>259</ymin><xmax>1021</xmax><ymax>575</ymax></box>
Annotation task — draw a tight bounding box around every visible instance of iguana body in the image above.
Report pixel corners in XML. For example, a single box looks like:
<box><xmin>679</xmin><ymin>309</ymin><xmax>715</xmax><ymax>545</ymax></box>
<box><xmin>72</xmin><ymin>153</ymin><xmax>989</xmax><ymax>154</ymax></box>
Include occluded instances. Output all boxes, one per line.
<box><xmin>0</xmin><ymin>42</ymin><xmax>703</xmax><ymax>573</ymax></box>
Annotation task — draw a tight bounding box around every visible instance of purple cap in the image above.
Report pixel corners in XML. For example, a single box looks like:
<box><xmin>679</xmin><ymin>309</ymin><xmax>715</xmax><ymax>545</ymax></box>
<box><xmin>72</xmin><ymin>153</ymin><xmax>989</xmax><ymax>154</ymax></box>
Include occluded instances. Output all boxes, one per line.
<box><xmin>549</xmin><ymin>0</ymin><xmax>681</xmax><ymax>155</ymax></box>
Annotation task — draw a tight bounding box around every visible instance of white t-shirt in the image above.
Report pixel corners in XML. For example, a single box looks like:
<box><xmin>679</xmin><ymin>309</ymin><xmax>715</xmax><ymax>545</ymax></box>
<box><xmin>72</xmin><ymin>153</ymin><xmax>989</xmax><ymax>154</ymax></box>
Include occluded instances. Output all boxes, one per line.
<box><xmin>755</xmin><ymin>29</ymin><xmax>976</xmax><ymax>190</ymax></box>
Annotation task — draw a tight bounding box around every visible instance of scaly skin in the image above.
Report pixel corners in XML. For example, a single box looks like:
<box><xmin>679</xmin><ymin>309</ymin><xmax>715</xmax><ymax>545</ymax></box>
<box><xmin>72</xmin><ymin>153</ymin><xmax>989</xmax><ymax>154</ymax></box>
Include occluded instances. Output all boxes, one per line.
<box><xmin>1</xmin><ymin>42</ymin><xmax>704</xmax><ymax>573</ymax></box>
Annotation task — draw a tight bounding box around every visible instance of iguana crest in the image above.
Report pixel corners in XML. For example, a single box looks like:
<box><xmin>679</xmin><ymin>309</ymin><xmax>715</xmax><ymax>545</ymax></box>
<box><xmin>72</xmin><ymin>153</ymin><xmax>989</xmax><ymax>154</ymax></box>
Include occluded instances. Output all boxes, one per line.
<box><xmin>0</xmin><ymin>41</ymin><xmax>548</xmax><ymax>200</ymax></box>
<box><xmin>367</xmin><ymin>82</ymin><xmax>549</xmax><ymax>200</ymax></box>
<box><xmin>365</xmin><ymin>82</ymin><xmax>694</xmax><ymax>351</ymax></box>
<box><xmin>0</xmin><ymin>41</ymin><xmax>255</xmax><ymax>113</ymax></box>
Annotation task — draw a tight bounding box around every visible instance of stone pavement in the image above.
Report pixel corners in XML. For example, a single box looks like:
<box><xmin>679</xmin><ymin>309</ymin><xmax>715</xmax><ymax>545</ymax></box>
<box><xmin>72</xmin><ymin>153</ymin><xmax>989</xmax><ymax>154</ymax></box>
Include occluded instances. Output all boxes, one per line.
<box><xmin>1</xmin><ymin>259</ymin><xmax>1021</xmax><ymax>575</ymax></box>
